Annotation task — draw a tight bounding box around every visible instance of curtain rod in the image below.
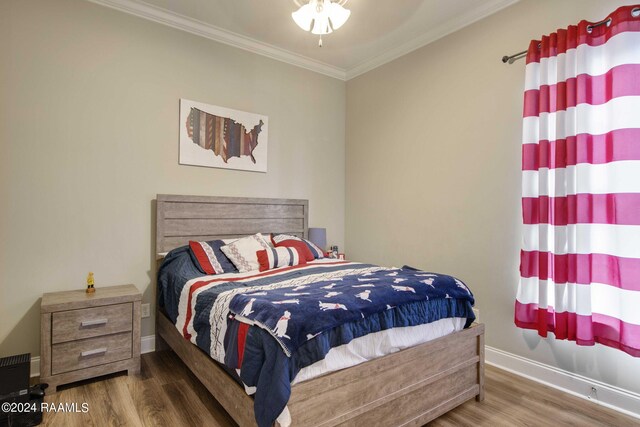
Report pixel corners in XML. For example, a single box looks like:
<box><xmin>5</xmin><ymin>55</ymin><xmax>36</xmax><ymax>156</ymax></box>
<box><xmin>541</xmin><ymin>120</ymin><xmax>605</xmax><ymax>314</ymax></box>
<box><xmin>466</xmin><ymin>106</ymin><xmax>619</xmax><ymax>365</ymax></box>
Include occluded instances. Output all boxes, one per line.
<box><xmin>502</xmin><ymin>50</ymin><xmax>527</xmax><ymax>64</ymax></box>
<box><xmin>501</xmin><ymin>12</ymin><xmax>624</xmax><ymax>65</ymax></box>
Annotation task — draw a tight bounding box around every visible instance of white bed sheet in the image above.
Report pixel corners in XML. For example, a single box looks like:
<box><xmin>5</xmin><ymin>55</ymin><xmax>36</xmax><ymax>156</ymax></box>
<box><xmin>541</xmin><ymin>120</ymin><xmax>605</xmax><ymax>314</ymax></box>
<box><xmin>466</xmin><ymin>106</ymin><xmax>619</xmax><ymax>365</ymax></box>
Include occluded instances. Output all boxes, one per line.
<box><xmin>292</xmin><ymin>316</ymin><xmax>466</xmax><ymax>385</ymax></box>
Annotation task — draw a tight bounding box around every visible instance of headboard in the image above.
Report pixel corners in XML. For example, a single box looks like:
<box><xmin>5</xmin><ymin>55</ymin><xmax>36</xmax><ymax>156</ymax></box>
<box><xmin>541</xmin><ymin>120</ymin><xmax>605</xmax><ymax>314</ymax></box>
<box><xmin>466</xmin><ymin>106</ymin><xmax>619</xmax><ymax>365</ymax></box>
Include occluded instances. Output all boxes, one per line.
<box><xmin>155</xmin><ymin>194</ymin><xmax>309</xmax><ymax>255</ymax></box>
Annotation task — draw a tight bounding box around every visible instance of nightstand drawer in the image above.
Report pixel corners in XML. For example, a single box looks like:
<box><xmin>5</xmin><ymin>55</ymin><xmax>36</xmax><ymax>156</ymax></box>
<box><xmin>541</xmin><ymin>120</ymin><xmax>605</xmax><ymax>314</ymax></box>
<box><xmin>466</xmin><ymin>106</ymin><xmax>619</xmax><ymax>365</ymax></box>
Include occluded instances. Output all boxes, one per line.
<box><xmin>51</xmin><ymin>332</ymin><xmax>132</xmax><ymax>375</ymax></box>
<box><xmin>52</xmin><ymin>303</ymin><xmax>133</xmax><ymax>344</ymax></box>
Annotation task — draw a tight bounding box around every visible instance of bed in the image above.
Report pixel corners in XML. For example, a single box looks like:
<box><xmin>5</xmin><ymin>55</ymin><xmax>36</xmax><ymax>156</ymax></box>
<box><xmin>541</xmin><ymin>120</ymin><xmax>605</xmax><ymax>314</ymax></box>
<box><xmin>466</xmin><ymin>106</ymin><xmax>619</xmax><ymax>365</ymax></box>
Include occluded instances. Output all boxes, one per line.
<box><xmin>154</xmin><ymin>194</ymin><xmax>485</xmax><ymax>427</ymax></box>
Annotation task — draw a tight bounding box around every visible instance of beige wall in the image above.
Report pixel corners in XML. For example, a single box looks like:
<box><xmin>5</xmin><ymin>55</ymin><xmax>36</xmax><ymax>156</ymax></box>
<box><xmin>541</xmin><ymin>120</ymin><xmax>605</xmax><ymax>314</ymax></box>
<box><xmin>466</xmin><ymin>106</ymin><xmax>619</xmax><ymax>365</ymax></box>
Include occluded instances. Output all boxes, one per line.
<box><xmin>3</xmin><ymin>0</ymin><xmax>638</xmax><ymax>397</ymax></box>
<box><xmin>346</xmin><ymin>0</ymin><xmax>640</xmax><ymax>394</ymax></box>
<box><xmin>0</xmin><ymin>0</ymin><xmax>345</xmax><ymax>356</ymax></box>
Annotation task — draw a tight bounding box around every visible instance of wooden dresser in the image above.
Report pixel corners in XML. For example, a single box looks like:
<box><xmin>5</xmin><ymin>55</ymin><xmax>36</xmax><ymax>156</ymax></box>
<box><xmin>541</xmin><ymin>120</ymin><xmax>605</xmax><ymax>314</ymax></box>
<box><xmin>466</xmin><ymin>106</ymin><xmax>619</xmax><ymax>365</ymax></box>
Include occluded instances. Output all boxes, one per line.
<box><xmin>40</xmin><ymin>284</ymin><xmax>141</xmax><ymax>392</ymax></box>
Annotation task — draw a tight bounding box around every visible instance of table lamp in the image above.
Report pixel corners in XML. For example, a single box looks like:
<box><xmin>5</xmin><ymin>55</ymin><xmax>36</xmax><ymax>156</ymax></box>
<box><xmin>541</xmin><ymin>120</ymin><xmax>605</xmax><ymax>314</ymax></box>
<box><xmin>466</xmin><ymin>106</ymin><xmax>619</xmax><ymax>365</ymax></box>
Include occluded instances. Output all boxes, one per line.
<box><xmin>308</xmin><ymin>227</ymin><xmax>327</xmax><ymax>250</ymax></box>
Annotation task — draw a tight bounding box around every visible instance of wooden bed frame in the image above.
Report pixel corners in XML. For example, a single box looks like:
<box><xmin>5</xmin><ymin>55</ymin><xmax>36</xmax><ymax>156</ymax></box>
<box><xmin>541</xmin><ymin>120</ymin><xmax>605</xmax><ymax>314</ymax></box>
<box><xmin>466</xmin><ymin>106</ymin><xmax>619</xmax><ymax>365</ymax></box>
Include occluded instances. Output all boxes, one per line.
<box><xmin>155</xmin><ymin>194</ymin><xmax>485</xmax><ymax>427</ymax></box>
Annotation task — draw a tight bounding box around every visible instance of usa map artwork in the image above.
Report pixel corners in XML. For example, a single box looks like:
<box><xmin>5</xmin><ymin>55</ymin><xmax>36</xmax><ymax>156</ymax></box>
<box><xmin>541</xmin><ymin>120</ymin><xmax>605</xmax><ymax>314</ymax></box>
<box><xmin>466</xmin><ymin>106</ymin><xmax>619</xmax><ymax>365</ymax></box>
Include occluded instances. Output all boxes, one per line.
<box><xmin>179</xmin><ymin>99</ymin><xmax>268</xmax><ymax>172</ymax></box>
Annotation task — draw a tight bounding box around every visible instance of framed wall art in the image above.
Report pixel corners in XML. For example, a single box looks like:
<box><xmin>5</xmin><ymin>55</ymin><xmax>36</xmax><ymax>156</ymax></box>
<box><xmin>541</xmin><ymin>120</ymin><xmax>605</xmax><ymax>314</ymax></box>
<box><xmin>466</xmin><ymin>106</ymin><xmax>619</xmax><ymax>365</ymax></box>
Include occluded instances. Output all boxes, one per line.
<box><xmin>179</xmin><ymin>99</ymin><xmax>268</xmax><ymax>172</ymax></box>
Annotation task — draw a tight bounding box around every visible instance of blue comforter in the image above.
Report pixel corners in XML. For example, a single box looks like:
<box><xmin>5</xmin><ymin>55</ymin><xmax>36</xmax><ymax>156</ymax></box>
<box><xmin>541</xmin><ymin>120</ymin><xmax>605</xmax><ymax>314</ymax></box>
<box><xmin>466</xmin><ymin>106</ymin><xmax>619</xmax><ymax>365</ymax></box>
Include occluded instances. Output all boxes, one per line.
<box><xmin>228</xmin><ymin>267</ymin><xmax>474</xmax><ymax>356</ymax></box>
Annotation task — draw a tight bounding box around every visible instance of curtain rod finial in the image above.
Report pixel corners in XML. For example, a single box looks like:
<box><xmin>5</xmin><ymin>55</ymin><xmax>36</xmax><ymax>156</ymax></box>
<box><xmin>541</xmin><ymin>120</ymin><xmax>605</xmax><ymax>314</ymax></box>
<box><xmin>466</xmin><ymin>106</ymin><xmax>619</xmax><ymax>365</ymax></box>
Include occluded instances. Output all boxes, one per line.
<box><xmin>501</xmin><ymin>55</ymin><xmax>509</xmax><ymax>63</ymax></box>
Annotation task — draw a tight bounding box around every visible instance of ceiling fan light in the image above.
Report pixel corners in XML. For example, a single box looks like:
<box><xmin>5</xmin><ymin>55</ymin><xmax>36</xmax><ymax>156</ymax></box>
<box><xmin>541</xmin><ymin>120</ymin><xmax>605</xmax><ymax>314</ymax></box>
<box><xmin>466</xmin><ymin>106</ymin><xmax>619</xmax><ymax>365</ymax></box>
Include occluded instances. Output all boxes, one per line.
<box><xmin>292</xmin><ymin>3</ymin><xmax>314</xmax><ymax>31</ymax></box>
<box><xmin>291</xmin><ymin>0</ymin><xmax>349</xmax><ymax>45</ymax></box>
<box><xmin>311</xmin><ymin>16</ymin><xmax>332</xmax><ymax>35</ymax></box>
<box><xmin>327</xmin><ymin>2</ymin><xmax>350</xmax><ymax>30</ymax></box>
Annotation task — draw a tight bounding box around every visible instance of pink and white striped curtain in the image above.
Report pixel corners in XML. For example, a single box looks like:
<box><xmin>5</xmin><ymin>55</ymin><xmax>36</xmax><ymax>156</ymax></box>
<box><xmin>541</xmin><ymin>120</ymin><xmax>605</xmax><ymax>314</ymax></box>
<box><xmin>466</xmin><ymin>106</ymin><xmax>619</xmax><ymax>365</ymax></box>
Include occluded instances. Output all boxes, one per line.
<box><xmin>514</xmin><ymin>5</ymin><xmax>640</xmax><ymax>357</ymax></box>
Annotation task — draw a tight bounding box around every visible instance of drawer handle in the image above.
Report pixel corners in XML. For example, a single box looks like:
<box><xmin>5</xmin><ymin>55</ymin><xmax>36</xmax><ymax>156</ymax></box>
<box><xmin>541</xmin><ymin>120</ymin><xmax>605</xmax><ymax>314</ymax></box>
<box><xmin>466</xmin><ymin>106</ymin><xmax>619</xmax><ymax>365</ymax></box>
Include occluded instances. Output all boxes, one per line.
<box><xmin>81</xmin><ymin>318</ymin><xmax>108</xmax><ymax>327</ymax></box>
<box><xmin>81</xmin><ymin>348</ymin><xmax>107</xmax><ymax>357</ymax></box>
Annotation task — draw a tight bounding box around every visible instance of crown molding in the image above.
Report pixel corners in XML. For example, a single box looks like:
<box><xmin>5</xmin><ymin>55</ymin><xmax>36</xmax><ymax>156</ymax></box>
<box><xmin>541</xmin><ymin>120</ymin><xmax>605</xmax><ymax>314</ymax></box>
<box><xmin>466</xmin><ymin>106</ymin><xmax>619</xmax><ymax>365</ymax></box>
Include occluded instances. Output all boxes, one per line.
<box><xmin>85</xmin><ymin>0</ymin><xmax>348</xmax><ymax>80</ymax></box>
<box><xmin>85</xmin><ymin>0</ymin><xmax>519</xmax><ymax>82</ymax></box>
<box><xmin>345</xmin><ymin>0</ymin><xmax>520</xmax><ymax>80</ymax></box>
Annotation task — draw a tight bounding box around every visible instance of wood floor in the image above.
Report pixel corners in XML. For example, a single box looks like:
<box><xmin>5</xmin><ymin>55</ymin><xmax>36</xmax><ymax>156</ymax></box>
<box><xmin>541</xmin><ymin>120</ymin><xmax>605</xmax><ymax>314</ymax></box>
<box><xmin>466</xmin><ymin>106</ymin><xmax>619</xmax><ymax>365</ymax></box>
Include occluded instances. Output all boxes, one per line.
<box><xmin>40</xmin><ymin>350</ymin><xmax>638</xmax><ymax>427</ymax></box>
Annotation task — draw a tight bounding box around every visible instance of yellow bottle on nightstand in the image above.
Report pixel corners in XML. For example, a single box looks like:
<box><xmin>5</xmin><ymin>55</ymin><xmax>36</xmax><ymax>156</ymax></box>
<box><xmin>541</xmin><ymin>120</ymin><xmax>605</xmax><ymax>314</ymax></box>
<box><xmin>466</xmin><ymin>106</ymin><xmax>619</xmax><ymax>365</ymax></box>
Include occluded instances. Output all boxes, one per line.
<box><xmin>86</xmin><ymin>272</ymin><xmax>95</xmax><ymax>293</ymax></box>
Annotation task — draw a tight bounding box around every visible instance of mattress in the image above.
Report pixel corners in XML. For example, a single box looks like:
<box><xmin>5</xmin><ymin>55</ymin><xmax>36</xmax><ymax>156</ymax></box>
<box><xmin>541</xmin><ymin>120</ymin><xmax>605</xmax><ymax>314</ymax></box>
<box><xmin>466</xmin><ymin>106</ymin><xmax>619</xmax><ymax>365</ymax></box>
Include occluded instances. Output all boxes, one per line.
<box><xmin>293</xmin><ymin>316</ymin><xmax>465</xmax><ymax>384</ymax></box>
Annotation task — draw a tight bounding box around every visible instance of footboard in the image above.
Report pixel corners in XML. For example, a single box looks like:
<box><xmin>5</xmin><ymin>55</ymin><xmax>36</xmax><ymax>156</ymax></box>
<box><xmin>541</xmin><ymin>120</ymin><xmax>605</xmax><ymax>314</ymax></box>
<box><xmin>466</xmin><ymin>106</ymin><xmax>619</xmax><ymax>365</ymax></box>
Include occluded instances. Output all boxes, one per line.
<box><xmin>158</xmin><ymin>307</ymin><xmax>483</xmax><ymax>427</ymax></box>
<box><xmin>286</xmin><ymin>323</ymin><xmax>485</xmax><ymax>427</ymax></box>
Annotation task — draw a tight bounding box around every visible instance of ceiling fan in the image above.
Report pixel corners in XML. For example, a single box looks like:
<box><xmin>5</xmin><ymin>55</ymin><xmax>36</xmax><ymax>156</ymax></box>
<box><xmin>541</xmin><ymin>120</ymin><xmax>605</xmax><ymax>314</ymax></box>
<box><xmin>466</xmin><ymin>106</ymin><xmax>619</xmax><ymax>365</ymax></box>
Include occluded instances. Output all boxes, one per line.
<box><xmin>292</xmin><ymin>0</ymin><xmax>351</xmax><ymax>47</ymax></box>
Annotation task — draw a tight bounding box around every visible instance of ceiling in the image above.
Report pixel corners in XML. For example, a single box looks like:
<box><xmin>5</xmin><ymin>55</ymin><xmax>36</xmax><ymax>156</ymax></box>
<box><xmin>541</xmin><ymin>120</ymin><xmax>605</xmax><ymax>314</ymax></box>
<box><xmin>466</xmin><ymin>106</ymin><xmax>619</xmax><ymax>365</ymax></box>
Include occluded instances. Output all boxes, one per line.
<box><xmin>88</xmin><ymin>0</ymin><xmax>520</xmax><ymax>80</ymax></box>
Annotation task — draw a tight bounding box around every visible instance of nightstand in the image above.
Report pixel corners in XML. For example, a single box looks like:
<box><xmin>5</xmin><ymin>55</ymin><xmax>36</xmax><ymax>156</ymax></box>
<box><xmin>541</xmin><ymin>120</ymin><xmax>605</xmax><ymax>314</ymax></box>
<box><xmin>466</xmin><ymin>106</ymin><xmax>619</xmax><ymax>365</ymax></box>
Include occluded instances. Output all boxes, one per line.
<box><xmin>40</xmin><ymin>284</ymin><xmax>141</xmax><ymax>392</ymax></box>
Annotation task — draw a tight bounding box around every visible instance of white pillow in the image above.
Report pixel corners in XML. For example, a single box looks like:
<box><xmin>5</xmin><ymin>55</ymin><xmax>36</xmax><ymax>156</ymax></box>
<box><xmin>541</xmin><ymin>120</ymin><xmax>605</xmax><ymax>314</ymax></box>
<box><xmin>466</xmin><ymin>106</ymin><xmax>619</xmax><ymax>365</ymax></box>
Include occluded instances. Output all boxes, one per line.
<box><xmin>220</xmin><ymin>233</ymin><xmax>271</xmax><ymax>273</ymax></box>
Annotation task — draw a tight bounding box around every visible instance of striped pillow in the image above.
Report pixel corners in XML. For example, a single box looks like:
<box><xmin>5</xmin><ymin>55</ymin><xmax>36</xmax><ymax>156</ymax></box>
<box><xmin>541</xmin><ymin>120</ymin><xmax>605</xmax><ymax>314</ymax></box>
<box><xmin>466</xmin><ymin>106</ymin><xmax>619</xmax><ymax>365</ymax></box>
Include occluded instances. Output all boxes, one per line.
<box><xmin>189</xmin><ymin>240</ymin><xmax>238</xmax><ymax>275</ymax></box>
<box><xmin>271</xmin><ymin>234</ymin><xmax>324</xmax><ymax>260</ymax></box>
<box><xmin>256</xmin><ymin>247</ymin><xmax>307</xmax><ymax>272</ymax></box>
<box><xmin>301</xmin><ymin>238</ymin><xmax>324</xmax><ymax>259</ymax></box>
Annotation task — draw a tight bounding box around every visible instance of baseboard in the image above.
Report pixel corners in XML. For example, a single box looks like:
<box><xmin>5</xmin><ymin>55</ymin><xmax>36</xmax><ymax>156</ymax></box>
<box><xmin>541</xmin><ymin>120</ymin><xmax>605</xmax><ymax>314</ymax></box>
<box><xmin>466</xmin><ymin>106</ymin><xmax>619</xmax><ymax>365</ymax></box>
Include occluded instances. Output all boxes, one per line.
<box><xmin>30</xmin><ymin>356</ymin><xmax>40</xmax><ymax>379</ymax></box>
<box><xmin>30</xmin><ymin>335</ymin><xmax>157</xmax><ymax>379</ymax></box>
<box><xmin>486</xmin><ymin>346</ymin><xmax>640</xmax><ymax>420</ymax></box>
<box><xmin>141</xmin><ymin>335</ymin><xmax>156</xmax><ymax>354</ymax></box>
